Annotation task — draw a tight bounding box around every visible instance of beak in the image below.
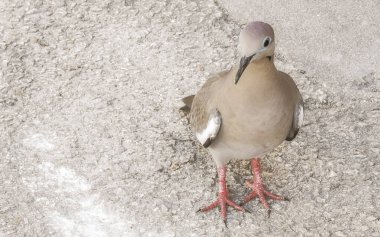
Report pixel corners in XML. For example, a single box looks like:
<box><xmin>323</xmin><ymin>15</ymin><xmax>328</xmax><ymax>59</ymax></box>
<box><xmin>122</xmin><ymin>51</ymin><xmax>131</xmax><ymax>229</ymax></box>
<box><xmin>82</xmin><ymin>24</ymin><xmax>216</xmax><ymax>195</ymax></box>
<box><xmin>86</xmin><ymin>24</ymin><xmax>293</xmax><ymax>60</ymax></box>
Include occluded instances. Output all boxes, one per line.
<box><xmin>235</xmin><ymin>54</ymin><xmax>255</xmax><ymax>84</ymax></box>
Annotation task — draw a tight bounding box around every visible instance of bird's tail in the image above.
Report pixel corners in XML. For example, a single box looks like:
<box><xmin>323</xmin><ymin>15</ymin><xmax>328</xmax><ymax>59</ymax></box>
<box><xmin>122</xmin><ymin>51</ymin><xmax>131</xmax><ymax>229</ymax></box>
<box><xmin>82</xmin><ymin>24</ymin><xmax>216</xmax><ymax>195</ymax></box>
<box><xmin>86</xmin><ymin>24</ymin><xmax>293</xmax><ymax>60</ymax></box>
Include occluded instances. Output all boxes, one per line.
<box><xmin>179</xmin><ymin>95</ymin><xmax>195</xmax><ymax>114</ymax></box>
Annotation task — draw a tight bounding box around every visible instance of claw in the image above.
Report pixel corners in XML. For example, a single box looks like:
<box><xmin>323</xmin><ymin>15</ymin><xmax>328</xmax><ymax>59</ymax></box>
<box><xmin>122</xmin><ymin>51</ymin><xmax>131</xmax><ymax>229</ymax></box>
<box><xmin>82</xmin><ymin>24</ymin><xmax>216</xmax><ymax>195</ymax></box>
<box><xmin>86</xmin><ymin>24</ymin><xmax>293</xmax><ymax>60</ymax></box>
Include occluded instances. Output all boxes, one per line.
<box><xmin>267</xmin><ymin>209</ymin><xmax>271</xmax><ymax>218</ymax></box>
<box><xmin>224</xmin><ymin>220</ymin><xmax>228</xmax><ymax>228</ymax></box>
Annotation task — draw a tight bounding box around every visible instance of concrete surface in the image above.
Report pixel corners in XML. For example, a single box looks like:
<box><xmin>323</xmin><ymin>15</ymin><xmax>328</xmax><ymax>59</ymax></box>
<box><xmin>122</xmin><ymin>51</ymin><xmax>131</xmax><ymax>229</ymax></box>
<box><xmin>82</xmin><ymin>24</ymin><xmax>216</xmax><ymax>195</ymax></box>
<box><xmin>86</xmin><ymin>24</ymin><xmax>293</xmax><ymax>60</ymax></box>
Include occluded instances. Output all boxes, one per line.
<box><xmin>1</xmin><ymin>0</ymin><xmax>379</xmax><ymax>236</ymax></box>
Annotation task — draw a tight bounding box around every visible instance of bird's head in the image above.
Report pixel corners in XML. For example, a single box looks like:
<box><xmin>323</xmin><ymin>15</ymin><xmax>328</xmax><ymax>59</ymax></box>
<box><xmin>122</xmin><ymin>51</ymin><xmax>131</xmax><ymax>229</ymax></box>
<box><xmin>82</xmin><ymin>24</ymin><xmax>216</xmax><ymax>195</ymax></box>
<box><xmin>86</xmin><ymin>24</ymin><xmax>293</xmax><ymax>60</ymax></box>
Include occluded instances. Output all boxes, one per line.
<box><xmin>235</xmin><ymin>21</ymin><xmax>275</xmax><ymax>84</ymax></box>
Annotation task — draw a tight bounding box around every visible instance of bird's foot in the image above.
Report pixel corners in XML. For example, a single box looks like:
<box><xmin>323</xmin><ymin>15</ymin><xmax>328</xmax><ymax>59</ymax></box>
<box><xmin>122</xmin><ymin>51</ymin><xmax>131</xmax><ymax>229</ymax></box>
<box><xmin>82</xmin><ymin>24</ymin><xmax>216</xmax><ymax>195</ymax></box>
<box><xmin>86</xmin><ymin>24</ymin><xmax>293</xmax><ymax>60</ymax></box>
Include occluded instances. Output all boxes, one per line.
<box><xmin>243</xmin><ymin>158</ymin><xmax>287</xmax><ymax>214</ymax></box>
<box><xmin>198</xmin><ymin>193</ymin><xmax>245</xmax><ymax>225</ymax></box>
<box><xmin>243</xmin><ymin>180</ymin><xmax>287</xmax><ymax>207</ymax></box>
<box><xmin>197</xmin><ymin>166</ymin><xmax>246</xmax><ymax>226</ymax></box>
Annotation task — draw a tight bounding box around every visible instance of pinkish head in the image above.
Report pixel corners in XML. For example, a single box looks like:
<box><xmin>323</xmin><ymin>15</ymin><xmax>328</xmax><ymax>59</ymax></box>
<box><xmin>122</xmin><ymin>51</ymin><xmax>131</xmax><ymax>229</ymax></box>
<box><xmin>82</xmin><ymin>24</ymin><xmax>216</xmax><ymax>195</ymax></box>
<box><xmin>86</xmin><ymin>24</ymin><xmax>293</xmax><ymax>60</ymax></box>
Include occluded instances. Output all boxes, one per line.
<box><xmin>235</xmin><ymin>21</ymin><xmax>275</xmax><ymax>84</ymax></box>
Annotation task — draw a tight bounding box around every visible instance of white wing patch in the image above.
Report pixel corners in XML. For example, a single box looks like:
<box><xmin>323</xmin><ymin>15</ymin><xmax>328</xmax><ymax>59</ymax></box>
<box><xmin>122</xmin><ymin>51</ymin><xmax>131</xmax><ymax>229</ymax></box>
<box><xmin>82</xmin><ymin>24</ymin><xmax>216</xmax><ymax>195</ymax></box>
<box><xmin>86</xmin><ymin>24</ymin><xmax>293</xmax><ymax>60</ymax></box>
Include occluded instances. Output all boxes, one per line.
<box><xmin>196</xmin><ymin>109</ymin><xmax>222</xmax><ymax>147</ymax></box>
<box><xmin>297</xmin><ymin>102</ymin><xmax>304</xmax><ymax>129</ymax></box>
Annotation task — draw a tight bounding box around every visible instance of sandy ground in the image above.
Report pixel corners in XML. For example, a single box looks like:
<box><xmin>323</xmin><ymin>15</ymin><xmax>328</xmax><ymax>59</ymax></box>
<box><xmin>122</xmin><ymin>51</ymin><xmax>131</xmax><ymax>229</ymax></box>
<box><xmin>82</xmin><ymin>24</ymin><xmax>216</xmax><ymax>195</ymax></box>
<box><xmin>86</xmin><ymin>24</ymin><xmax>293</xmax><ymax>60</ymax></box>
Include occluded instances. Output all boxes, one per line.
<box><xmin>1</xmin><ymin>0</ymin><xmax>379</xmax><ymax>236</ymax></box>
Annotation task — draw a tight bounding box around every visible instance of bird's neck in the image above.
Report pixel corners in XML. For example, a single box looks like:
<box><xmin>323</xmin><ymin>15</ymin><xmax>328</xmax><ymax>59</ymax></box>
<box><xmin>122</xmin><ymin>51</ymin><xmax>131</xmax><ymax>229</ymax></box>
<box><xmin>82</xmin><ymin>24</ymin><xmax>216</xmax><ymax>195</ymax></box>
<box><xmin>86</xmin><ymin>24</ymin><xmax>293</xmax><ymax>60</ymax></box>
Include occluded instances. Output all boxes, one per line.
<box><xmin>248</xmin><ymin>56</ymin><xmax>275</xmax><ymax>72</ymax></box>
<box><xmin>227</xmin><ymin>57</ymin><xmax>277</xmax><ymax>93</ymax></box>
<box><xmin>238</xmin><ymin>57</ymin><xmax>276</xmax><ymax>82</ymax></box>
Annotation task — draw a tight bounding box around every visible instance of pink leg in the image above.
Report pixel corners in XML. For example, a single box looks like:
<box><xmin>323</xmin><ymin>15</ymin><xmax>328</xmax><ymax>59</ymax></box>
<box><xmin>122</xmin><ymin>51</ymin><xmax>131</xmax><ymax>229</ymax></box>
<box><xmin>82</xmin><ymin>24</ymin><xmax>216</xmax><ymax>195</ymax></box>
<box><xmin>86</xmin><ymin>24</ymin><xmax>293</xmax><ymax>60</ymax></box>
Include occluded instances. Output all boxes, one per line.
<box><xmin>198</xmin><ymin>166</ymin><xmax>245</xmax><ymax>225</ymax></box>
<box><xmin>243</xmin><ymin>158</ymin><xmax>287</xmax><ymax>213</ymax></box>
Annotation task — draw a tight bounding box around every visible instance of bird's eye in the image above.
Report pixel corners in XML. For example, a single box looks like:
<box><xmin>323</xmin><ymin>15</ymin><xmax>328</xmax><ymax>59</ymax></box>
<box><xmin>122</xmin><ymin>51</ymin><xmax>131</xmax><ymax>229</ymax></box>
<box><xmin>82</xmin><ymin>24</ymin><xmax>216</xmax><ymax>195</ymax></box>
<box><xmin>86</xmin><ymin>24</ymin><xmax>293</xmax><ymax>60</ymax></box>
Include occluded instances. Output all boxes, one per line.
<box><xmin>263</xmin><ymin>37</ymin><xmax>271</xmax><ymax>47</ymax></box>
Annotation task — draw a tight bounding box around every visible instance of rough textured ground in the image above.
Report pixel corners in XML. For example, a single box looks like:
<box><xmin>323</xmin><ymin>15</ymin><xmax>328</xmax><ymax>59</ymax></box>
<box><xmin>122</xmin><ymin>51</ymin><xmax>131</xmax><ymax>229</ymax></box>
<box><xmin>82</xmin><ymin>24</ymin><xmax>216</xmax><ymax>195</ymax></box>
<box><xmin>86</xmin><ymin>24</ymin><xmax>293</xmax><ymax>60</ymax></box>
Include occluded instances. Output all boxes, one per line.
<box><xmin>1</xmin><ymin>0</ymin><xmax>379</xmax><ymax>236</ymax></box>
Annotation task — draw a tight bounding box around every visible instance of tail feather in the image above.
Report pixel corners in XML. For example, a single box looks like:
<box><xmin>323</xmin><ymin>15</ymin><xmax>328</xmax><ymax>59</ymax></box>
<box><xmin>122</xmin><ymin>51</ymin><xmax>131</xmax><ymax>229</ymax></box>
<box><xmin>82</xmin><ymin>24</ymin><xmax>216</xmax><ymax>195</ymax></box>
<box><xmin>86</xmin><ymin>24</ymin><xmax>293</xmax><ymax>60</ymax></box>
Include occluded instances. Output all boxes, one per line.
<box><xmin>180</xmin><ymin>95</ymin><xmax>195</xmax><ymax>113</ymax></box>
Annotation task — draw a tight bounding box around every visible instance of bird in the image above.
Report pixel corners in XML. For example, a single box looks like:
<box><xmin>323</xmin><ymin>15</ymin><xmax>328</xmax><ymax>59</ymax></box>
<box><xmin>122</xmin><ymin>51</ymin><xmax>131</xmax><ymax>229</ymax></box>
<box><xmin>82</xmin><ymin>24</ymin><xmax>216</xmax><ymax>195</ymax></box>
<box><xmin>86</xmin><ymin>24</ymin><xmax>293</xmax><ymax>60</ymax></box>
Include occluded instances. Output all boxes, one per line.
<box><xmin>181</xmin><ymin>21</ymin><xmax>303</xmax><ymax>224</ymax></box>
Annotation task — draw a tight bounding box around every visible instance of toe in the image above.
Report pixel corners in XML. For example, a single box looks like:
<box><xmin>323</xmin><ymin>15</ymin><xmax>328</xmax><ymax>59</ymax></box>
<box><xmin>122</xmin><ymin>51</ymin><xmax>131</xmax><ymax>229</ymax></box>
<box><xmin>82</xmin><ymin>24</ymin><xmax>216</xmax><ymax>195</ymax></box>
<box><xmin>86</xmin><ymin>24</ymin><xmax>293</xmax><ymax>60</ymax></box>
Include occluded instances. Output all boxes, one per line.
<box><xmin>243</xmin><ymin>192</ymin><xmax>258</xmax><ymax>204</ymax></box>
<box><xmin>220</xmin><ymin>200</ymin><xmax>227</xmax><ymax>221</ymax></box>
<box><xmin>199</xmin><ymin>200</ymin><xmax>219</xmax><ymax>212</ymax></box>
<box><xmin>226</xmin><ymin>199</ymin><xmax>245</xmax><ymax>211</ymax></box>
<box><xmin>264</xmin><ymin>190</ymin><xmax>286</xmax><ymax>200</ymax></box>
<box><xmin>257</xmin><ymin>192</ymin><xmax>270</xmax><ymax>209</ymax></box>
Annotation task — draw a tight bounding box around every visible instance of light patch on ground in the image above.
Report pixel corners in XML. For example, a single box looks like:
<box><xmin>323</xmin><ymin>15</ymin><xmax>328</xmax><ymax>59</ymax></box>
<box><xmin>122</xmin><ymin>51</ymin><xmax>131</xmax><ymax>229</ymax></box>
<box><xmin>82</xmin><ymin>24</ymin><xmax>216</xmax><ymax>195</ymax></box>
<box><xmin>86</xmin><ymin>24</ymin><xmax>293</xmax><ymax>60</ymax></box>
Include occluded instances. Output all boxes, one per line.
<box><xmin>49</xmin><ymin>195</ymin><xmax>131</xmax><ymax>237</ymax></box>
<box><xmin>23</xmin><ymin>133</ymin><xmax>55</xmax><ymax>151</ymax></box>
<box><xmin>23</xmin><ymin>162</ymin><xmax>137</xmax><ymax>237</ymax></box>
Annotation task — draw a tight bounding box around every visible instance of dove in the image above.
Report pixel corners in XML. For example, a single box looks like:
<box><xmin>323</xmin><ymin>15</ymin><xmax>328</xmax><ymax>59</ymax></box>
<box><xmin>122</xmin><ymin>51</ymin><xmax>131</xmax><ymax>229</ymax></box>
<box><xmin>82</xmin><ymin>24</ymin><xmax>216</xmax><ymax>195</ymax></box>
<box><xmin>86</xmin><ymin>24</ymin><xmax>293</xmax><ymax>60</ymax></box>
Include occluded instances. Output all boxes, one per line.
<box><xmin>182</xmin><ymin>21</ymin><xmax>303</xmax><ymax>224</ymax></box>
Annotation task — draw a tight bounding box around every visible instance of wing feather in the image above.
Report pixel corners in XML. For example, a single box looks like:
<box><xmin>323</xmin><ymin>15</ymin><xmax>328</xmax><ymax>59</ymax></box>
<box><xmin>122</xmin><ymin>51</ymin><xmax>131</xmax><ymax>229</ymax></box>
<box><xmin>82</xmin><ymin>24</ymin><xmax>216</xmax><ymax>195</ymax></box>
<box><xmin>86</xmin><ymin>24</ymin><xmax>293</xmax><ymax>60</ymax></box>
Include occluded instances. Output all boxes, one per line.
<box><xmin>286</xmin><ymin>99</ymin><xmax>303</xmax><ymax>141</ymax></box>
<box><xmin>190</xmin><ymin>70</ymin><xmax>230</xmax><ymax>147</ymax></box>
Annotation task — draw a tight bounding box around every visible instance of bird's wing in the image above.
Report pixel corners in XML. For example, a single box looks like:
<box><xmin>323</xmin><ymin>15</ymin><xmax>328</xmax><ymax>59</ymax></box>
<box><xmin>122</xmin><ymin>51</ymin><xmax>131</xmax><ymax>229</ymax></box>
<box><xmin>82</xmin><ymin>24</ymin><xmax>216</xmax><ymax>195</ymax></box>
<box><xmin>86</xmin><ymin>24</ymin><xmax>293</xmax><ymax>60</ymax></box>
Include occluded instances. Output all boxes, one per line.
<box><xmin>286</xmin><ymin>97</ymin><xmax>304</xmax><ymax>141</ymax></box>
<box><xmin>195</xmin><ymin>109</ymin><xmax>222</xmax><ymax>148</ymax></box>
<box><xmin>190</xmin><ymin>70</ymin><xmax>229</xmax><ymax>148</ymax></box>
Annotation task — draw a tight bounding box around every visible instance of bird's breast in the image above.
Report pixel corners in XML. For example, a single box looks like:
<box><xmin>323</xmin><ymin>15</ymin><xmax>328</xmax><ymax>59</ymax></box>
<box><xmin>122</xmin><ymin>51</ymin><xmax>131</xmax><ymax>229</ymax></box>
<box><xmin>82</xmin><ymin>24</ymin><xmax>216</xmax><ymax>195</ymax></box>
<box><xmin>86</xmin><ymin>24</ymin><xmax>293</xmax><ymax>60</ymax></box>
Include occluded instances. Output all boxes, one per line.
<box><xmin>214</xmin><ymin>82</ymin><xmax>294</xmax><ymax>159</ymax></box>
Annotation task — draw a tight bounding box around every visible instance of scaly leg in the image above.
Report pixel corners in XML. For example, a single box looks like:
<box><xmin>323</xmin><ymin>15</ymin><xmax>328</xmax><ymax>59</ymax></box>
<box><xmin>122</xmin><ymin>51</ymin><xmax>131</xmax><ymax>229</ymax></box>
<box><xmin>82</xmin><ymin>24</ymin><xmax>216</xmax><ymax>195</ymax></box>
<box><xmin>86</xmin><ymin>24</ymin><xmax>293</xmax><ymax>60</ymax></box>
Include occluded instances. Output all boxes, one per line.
<box><xmin>243</xmin><ymin>158</ymin><xmax>287</xmax><ymax>215</ymax></box>
<box><xmin>198</xmin><ymin>166</ymin><xmax>245</xmax><ymax>225</ymax></box>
